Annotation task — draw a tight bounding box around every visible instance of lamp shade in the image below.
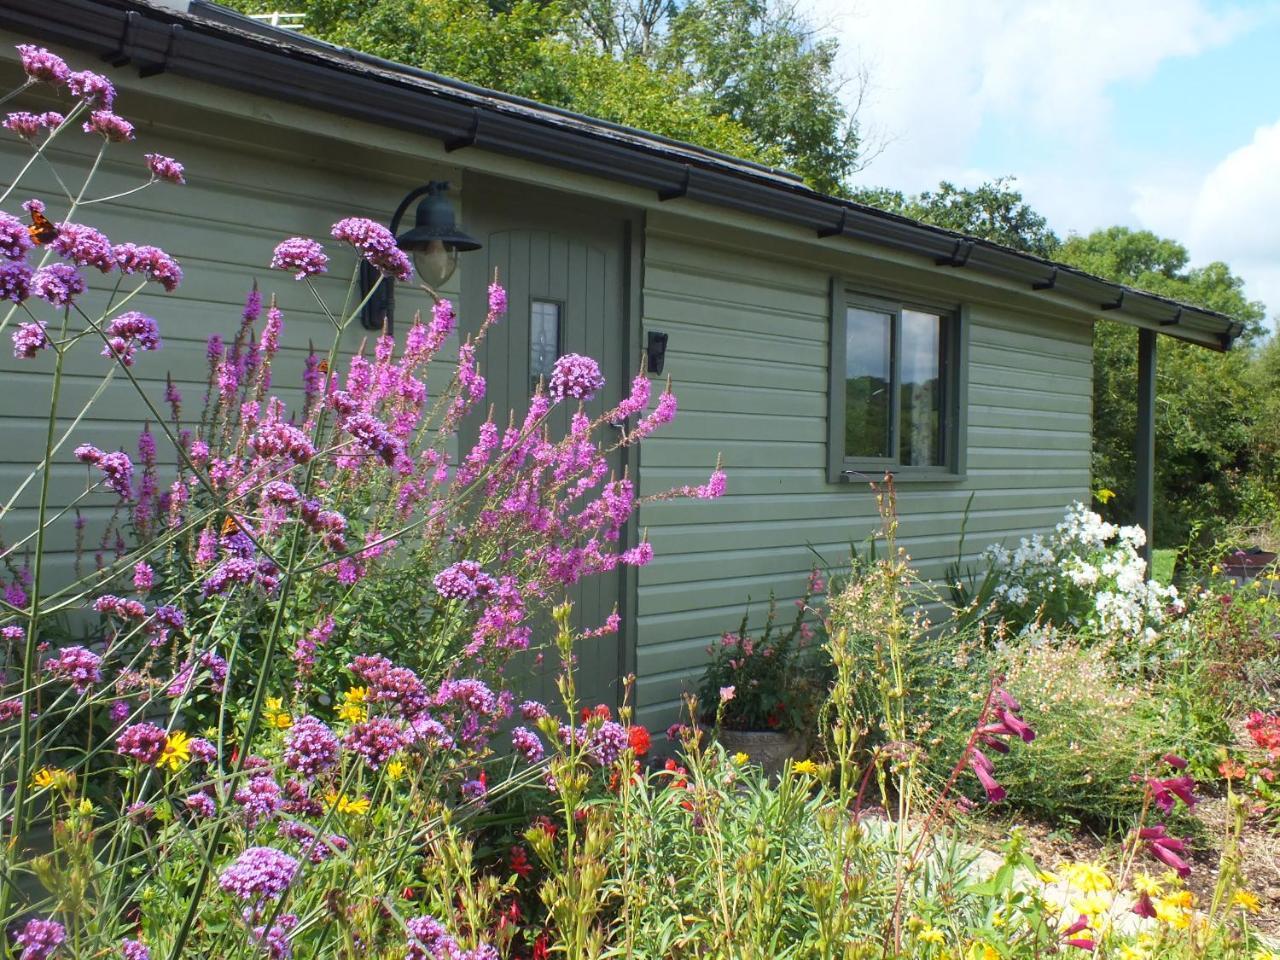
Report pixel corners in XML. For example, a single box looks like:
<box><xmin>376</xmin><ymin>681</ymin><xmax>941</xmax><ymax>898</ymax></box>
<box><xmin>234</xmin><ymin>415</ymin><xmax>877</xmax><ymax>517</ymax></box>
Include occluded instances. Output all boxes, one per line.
<box><xmin>395</xmin><ymin>181</ymin><xmax>480</xmax><ymax>286</ymax></box>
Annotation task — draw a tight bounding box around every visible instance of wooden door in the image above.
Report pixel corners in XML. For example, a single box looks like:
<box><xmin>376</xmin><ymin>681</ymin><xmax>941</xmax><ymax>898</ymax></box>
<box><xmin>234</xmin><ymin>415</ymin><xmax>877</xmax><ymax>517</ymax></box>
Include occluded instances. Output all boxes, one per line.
<box><xmin>462</xmin><ymin>176</ymin><xmax>632</xmax><ymax>710</ymax></box>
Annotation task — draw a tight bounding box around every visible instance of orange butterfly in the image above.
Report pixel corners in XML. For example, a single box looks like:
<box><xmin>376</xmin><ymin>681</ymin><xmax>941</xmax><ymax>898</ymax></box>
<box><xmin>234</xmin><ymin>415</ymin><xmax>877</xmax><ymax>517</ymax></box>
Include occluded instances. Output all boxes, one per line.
<box><xmin>316</xmin><ymin>359</ymin><xmax>329</xmax><ymax>376</ymax></box>
<box><xmin>220</xmin><ymin>516</ymin><xmax>239</xmax><ymax>537</ymax></box>
<box><xmin>27</xmin><ymin>208</ymin><xmax>57</xmax><ymax>245</ymax></box>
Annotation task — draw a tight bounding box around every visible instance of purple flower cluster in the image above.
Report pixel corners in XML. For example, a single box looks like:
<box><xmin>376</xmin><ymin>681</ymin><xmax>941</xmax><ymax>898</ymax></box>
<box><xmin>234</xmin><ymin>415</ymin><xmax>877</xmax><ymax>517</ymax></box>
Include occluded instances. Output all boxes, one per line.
<box><xmin>234</xmin><ymin>775</ymin><xmax>284</xmax><ymax>828</ymax></box>
<box><xmin>0</xmin><ymin>261</ymin><xmax>32</xmax><ymax>303</ymax></box>
<box><xmin>184</xmin><ymin>791</ymin><xmax>216</xmax><ymax>819</ymax></box>
<box><xmin>0</xmin><ymin>211</ymin><xmax>31</xmax><ymax>261</ymax></box>
<box><xmin>330</xmin><ymin>217</ymin><xmax>412</xmax><ymax>280</ymax></box>
<box><xmin>3</xmin><ymin>110</ymin><xmax>63</xmax><ymax>139</ymax></box>
<box><xmin>250</xmin><ymin>420</ymin><xmax>315</xmax><ymax>464</ymax></box>
<box><xmin>51</xmin><ymin>221</ymin><xmax>115</xmax><ymax>272</ymax></box>
<box><xmin>341</xmin><ymin>412</ymin><xmax>404</xmax><ymax>467</ymax></box>
<box><xmin>278</xmin><ymin>820</ymin><xmax>349</xmax><ymax>863</ymax></box>
<box><xmin>488</xmin><ymin>281</ymin><xmax>507</xmax><ymax>315</ymax></box>
<box><xmin>75</xmin><ymin>446</ymin><xmax>135</xmax><ymax>498</ymax></box>
<box><xmin>31</xmin><ymin>263</ymin><xmax>85</xmax><ymax>306</ymax></box>
<box><xmin>116</xmin><ymin>721</ymin><xmax>168</xmax><ymax>765</ymax></box>
<box><xmin>284</xmin><ymin>715</ymin><xmax>340</xmax><ymax>777</ymax></box>
<box><xmin>251</xmin><ymin>913</ymin><xmax>298</xmax><ymax>959</ymax></box>
<box><xmin>432</xmin><ymin>560</ymin><xmax>497</xmax><ymax>602</ymax></box>
<box><xmin>189</xmin><ymin>737</ymin><xmax>218</xmax><ymax>763</ymax></box>
<box><xmin>133</xmin><ymin>561</ymin><xmax>154</xmax><ymax>592</ymax></box>
<box><xmin>82</xmin><ymin>110</ymin><xmax>134</xmax><ymax>142</ymax></box>
<box><xmin>43</xmin><ymin>644</ymin><xmax>103</xmax><ymax>693</ymax></box>
<box><xmin>270</xmin><ymin>237</ymin><xmax>329</xmax><ymax>280</ymax></box>
<box><xmin>14</xmin><ymin>917</ymin><xmax>65</xmax><ymax>960</ymax></box>
<box><xmin>348</xmin><ymin>654</ymin><xmax>429</xmax><ymax>716</ymax></box>
<box><xmin>17</xmin><ymin>45</ymin><xmax>70</xmax><ymax>85</ymax></box>
<box><xmin>121</xmin><ymin>940</ymin><xmax>150</xmax><ymax>960</ymax></box>
<box><xmin>12</xmin><ymin>321</ymin><xmax>49</xmax><ymax>359</ymax></box>
<box><xmin>406</xmin><ymin>916</ymin><xmax>497</xmax><ymax>960</ymax></box>
<box><xmin>113</xmin><ymin>243</ymin><xmax>182</xmax><ymax>291</ymax></box>
<box><xmin>144</xmin><ymin>153</ymin><xmax>185</xmax><ymax>184</ymax></box>
<box><xmin>549</xmin><ymin>353</ymin><xmax>605</xmax><ymax>402</ymax></box>
<box><xmin>342</xmin><ymin>716</ymin><xmax>405</xmax><ymax>770</ymax></box>
<box><xmin>217</xmin><ymin>846</ymin><xmax>299</xmax><ymax>905</ymax></box>
<box><xmin>511</xmin><ymin>726</ymin><xmax>544</xmax><ymax>763</ymax></box>
<box><xmin>92</xmin><ymin>594</ymin><xmax>146</xmax><ymax>619</ymax></box>
<box><xmin>589</xmin><ymin>720</ymin><xmax>629</xmax><ymax>766</ymax></box>
<box><xmin>101</xmin><ymin>311</ymin><xmax>161</xmax><ymax>366</ymax></box>
<box><xmin>67</xmin><ymin>69</ymin><xmax>115</xmax><ymax>107</ymax></box>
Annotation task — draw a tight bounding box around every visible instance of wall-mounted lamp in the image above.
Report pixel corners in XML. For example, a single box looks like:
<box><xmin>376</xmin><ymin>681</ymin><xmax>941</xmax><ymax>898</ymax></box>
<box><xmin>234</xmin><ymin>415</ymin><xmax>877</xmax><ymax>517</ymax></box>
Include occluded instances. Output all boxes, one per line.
<box><xmin>360</xmin><ymin>180</ymin><xmax>482</xmax><ymax>333</ymax></box>
<box><xmin>646</xmin><ymin>331</ymin><xmax>668</xmax><ymax>375</ymax></box>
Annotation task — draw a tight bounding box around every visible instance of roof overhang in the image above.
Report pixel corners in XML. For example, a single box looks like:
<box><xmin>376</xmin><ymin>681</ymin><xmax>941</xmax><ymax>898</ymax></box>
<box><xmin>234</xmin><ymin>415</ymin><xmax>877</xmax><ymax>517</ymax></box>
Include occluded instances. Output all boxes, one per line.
<box><xmin>0</xmin><ymin>0</ymin><xmax>1244</xmax><ymax>351</ymax></box>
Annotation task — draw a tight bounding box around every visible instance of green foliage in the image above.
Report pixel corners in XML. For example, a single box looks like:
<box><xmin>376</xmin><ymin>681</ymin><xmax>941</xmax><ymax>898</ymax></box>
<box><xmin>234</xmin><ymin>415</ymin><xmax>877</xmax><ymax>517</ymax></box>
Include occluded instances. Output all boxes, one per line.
<box><xmin>1057</xmin><ymin>227</ymin><xmax>1268</xmax><ymax>546</ymax></box>
<box><xmin>223</xmin><ymin>0</ymin><xmax>863</xmax><ymax>193</ymax></box>
<box><xmin>853</xmin><ymin>177</ymin><xmax>1061</xmax><ymax>258</ymax></box>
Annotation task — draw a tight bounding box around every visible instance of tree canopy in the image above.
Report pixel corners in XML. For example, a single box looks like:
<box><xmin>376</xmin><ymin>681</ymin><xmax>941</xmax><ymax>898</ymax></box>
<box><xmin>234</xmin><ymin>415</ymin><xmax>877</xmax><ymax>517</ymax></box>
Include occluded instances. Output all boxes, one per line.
<box><xmin>224</xmin><ymin>0</ymin><xmax>865</xmax><ymax>195</ymax></box>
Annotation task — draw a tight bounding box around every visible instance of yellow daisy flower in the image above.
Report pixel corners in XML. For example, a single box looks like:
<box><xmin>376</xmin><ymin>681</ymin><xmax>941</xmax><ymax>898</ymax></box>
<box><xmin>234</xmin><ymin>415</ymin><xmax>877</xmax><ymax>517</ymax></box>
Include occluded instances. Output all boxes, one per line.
<box><xmin>31</xmin><ymin>766</ymin><xmax>69</xmax><ymax>789</ymax></box>
<box><xmin>1132</xmin><ymin>872</ymin><xmax>1164</xmax><ymax>896</ymax></box>
<box><xmin>918</xmin><ymin>926</ymin><xmax>945</xmax><ymax>945</ymax></box>
<box><xmin>792</xmin><ymin>758</ymin><xmax>818</xmax><ymax>776</ymax></box>
<box><xmin>732</xmin><ymin>752</ymin><xmax>749</xmax><ymax>766</ymax></box>
<box><xmin>385</xmin><ymin>759</ymin><xmax>406</xmax><ymax>782</ymax></box>
<box><xmin>1060</xmin><ymin>861</ymin><xmax>1113</xmax><ymax>893</ymax></box>
<box><xmin>338</xmin><ymin>687</ymin><xmax>368</xmax><ymax>724</ymax></box>
<box><xmin>159</xmin><ymin>730</ymin><xmax>192</xmax><ymax>772</ymax></box>
<box><xmin>264</xmin><ymin>697</ymin><xmax>292</xmax><ymax>730</ymax></box>
<box><xmin>1233</xmin><ymin>889</ymin><xmax>1262</xmax><ymax>914</ymax></box>
<box><xmin>325</xmin><ymin>791</ymin><xmax>371</xmax><ymax>816</ymax></box>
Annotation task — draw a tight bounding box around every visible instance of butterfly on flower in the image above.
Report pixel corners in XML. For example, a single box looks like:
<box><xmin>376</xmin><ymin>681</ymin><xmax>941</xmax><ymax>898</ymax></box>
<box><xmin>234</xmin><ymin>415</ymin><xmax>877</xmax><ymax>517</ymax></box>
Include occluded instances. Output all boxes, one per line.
<box><xmin>220</xmin><ymin>515</ymin><xmax>240</xmax><ymax>537</ymax></box>
<box><xmin>27</xmin><ymin>207</ymin><xmax>57</xmax><ymax>245</ymax></box>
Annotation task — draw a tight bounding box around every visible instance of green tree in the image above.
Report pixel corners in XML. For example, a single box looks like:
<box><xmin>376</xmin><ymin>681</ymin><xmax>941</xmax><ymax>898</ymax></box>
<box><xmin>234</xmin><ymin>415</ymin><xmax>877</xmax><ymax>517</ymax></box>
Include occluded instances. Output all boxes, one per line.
<box><xmin>853</xmin><ymin>177</ymin><xmax>1060</xmax><ymax>258</ymax></box>
<box><xmin>224</xmin><ymin>0</ymin><xmax>863</xmax><ymax>193</ymax></box>
<box><xmin>1057</xmin><ymin>228</ymin><xmax>1267</xmax><ymax>547</ymax></box>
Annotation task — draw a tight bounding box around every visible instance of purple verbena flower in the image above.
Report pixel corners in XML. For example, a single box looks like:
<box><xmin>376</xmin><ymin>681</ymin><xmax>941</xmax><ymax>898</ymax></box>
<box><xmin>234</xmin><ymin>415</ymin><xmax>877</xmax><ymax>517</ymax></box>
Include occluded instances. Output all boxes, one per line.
<box><xmin>0</xmin><ymin>211</ymin><xmax>31</xmax><ymax>261</ymax></box>
<box><xmin>14</xmin><ymin>917</ymin><xmax>65</xmax><ymax>960</ymax></box>
<box><xmin>283</xmin><ymin>715</ymin><xmax>340</xmax><ymax>777</ymax></box>
<box><xmin>549</xmin><ymin>353</ymin><xmax>605</xmax><ymax>402</ymax></box>
<box><xmin>31</xmin><ymin>263</ymin><xmax>85</xmax><ymax>306</ymax></box>
<box><xmin>43</xmin><ymin>644</ymin><xmax>102</xmax><ymax>693</ymax></box>
<box><xmin>12</xmin><ymin>321</ymin><xmax>49</xmax><ymax>359</ymax></box>
<box><xmin>121</xmin><ymin>939</ymin><xmax>150</xmax><ymax>960</ymax></box>
<box><xmin>51</xmin><ymin>221</ymin><xmax>115</xmax><ymax>272</ymax></box>
<box><xmin>17</xmin><ymin>45</ymin><xmax>70</xmax><ymax>85</ymax></box>
<box><xmin>0</xmin><ymin>261</ymin><xmax>32</xmax><ymax>302</ymax></box>
<box><xmin>433</xmin><ymin>560</ymin><xmax>497</xmax><ymax>602</ymax></box>
<box><xmin>101</xmin><ymin>311</ymin><xmax>161</xmax><ymax>366</ymax></box>
<box><xmin>217</xmin><ymin>846</ymin><xmax>299</xmax><ymax>904</ymax></box>
<box><xmin>270</xmin><ymin>237</ymin><xmax>328</xmax><ymax>280</ymax></box>
<box><xmin>112</xmin><ymin>243</ymin><xmax>182</xmax><ymax>292</ymax></box>
<box><xmin>511</xmin><ymin>726</ymin><xmax>544</xmax><ymax>763</ymax></box>
<box><xmin>82</xmin><ymin>110</ymin><xmax>134</xmax><ymax>142</ymax></box>
<box><xmin>66</xmin><ymin>69</ymin><xmax>115</xmax><ymax>107</ymax></box>
<box><xmin>116</xmin><ymin>722</ymin><xmax>168</xmax><ymax>765</ymax></box>
<box><xmin>234</xmin><ymin>775</ymin><xmax>284</xmax><ymax>828</ymax></box>
<box><xmin>144</xmin><ymin>153</ymin><xmax>185</xmax><ymax>184</ymax></box>
<box><xmin>330</xmin><ymin>217</ymin><xmax>412</xmax><ymax>280</ymax></box>
<box><xmin>342</xmin><ymin>716</ymin><xmax>405</xmax><ymax>769</ymax></box>
<box><xmin>184</xmin><ymin>791</ymin><xmax>216</xmax><ymax>819</ymax></box>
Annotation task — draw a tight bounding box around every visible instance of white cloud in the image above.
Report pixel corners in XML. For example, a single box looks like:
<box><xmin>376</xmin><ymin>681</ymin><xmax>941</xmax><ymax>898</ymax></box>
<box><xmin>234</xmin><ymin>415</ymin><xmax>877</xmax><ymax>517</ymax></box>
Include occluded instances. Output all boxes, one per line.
<box><xmin>803</xmin><ymin>0</ymin><xmax>1279</xmax><ymax>318</ymax></box>
<box><xmin>1134</xmin><ymin>119</ymin><xmax>1280</xmax><ymax>322</ymax></box>
<box><xmin>809</xmin><ymin>0</ymin><xmax>1254</xmax><ymax>193</ymax></box>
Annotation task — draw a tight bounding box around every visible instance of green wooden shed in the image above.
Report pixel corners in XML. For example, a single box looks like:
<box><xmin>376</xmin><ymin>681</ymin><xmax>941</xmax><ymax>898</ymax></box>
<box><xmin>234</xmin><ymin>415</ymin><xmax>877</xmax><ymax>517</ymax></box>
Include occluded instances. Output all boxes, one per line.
<box><xmin>0</xmin><ymin>0</ymin><xmax>1243</xmax><ymax>728</ymax></box>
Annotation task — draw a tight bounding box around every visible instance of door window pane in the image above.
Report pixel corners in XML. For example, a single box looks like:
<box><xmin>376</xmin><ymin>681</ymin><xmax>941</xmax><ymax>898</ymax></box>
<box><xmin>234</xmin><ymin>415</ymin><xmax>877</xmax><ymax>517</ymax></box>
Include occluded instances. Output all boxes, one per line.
<box><xmin>899</xmin><ymin>310</ymin><xmax>944</xmax><ymax>466</ymax></box>
<box><xmin>844</xmin><ymin>306</ymin><xmax>893</xmax><ymax>459</ymax></box>
<box><xmin>530</xmin><ymin>299</ymin><xmax>561</xmax><ymax>389</ymax></box>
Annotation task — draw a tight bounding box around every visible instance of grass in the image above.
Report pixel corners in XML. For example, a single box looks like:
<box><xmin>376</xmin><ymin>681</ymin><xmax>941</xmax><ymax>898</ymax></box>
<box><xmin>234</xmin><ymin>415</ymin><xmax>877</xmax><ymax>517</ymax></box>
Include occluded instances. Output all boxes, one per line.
<box><xmin>1152</xmin><ymin>547</ymin><xmax>1177</xmax><ymax>585</ymax></box>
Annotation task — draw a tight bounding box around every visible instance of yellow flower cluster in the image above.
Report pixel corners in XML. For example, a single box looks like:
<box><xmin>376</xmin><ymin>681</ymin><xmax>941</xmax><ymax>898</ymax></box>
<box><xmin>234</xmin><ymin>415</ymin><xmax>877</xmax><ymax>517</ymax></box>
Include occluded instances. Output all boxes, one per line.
<box><xmin>338</xmin><ymin>687</ymin><xmax>368</xmax><ymax>724</ymax></box>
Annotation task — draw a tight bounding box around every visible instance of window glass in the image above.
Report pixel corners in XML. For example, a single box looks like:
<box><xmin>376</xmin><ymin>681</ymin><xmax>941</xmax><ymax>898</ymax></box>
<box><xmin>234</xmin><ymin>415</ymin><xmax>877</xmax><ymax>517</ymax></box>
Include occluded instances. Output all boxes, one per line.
<box><xmin>899</xmin><ymin>310</ymin><xmax>944</xmax><ymax>466</ymax></box>
<box><xmin>529</xmin><ymin>299</ymin><xmax>561</xmax><ymax>389</ymax></box>
<box><xmin>844</xmin><ymin>306</ymin><xmax>893</xmax><ymax>459</ymax></box>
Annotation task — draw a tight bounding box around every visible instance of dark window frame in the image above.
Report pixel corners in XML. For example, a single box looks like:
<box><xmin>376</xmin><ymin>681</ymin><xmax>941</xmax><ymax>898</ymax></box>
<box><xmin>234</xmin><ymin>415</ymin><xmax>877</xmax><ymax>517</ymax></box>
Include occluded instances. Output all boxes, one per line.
<box><xmin>826</xmin><ymin>278</ymin><xmax>969</xmax><ymax>484</ymax></box>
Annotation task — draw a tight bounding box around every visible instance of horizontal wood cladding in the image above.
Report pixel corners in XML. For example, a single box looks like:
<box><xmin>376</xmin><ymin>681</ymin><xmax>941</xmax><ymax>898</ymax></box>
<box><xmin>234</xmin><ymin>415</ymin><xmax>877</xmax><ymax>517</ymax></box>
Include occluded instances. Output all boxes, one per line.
<box><xmin>0</xmin><ymin>102</ymin><xmax>454</xmax><ymax>584</ymax></box>
<box><xmin>634</xmin><ymin>220</ymin><xmax>1093</xmax><ymax>730</ymax></box>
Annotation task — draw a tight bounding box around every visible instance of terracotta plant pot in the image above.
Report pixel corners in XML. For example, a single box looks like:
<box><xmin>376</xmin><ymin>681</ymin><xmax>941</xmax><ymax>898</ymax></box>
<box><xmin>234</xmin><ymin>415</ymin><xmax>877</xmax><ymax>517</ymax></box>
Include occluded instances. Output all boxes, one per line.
<box><xmin>715</xmin><ymin>728</ymin><xmax>805</xmax><ymax>778</ymax></box>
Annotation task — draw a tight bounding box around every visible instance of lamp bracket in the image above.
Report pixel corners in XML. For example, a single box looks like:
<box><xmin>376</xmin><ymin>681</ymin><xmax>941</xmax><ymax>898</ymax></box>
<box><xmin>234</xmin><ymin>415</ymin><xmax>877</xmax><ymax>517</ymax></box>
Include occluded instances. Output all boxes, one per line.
<box><xmin>1101</xmin><ymin>291</ymin><xmax>1125</xmax><ymax>311</ymax></box>
<box><xmin>1032</xmin><ymin>267</ymin><xmax>1058</xmax><ymax>291</ymax></box>
<box><xmin>935</xmin><ymin>238</ymin><xmax>974</xmax><ymax>268</ymax></box>
<box><xmin>658</xmin><ymin>166</ymin><xmax>692</xmax><ymax>202</ymax></box>
<box><xmin>1160</xmin><ymin>308</ymin><xmax>1183</xmax><ymax>327</ymax></box>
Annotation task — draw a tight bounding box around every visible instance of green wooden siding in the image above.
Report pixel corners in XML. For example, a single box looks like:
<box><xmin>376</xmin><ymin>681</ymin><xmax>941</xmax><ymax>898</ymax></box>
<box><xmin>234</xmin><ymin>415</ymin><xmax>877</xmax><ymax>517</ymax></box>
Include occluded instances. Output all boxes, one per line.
<box><xmin>0</xmin><ymin>95</ymin><xmax>451</xmax><ymax>585</ymax></box>
<box><xmin>633</xmin><ymin>220</ymin><xmax>1092</xmax><ymax>728</ymax></box>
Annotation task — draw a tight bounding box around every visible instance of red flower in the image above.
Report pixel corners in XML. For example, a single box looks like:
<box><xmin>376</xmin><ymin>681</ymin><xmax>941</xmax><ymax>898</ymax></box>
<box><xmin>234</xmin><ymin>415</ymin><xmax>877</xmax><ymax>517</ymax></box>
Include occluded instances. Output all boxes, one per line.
<box><xmin>1246</xmin><ymin>711</ymin><xmax>1280</xmax><ymax>755</ymax></box>
<box><xmin>1219</xmin><ymin>759</ymin><xmax>1247</xmax><ymax>781</ymax></box>
<box><xmin>628</xmin><ymin>725</ymin><xmax>652</xmax><ymax>757</ymax></box>
<box><xmin>580</xmin><ymin>704</ymin><xmax>611</xmax><ymax>723</ymax></box>
<box><xmin>509</xmin><ymin>845</ymin><xmax>533</xmax><ymax>879</ymax></box>
<box><xmin>1132</xmin><ymin>891</ymin><xmax>1156</xmax><ymax>918</ymax></box>
<box><xmin>532</xmin><ymin>934</ymin><xmax>550</xmax><ymax>960</ymax></box>
<box><xmin>530</xmin><ymin>815</ymin><xmax>558</xmax><ymax>841</ymax></box>
<box><xmin>1137</xmin><ymin>824</ymin><xmax>1192</xmax><ymax>878</ymax></box>
<box><xmin>1061</xmin><ymin>914</ymin><xmax>1095</xmax><ymax>951</ymax></box>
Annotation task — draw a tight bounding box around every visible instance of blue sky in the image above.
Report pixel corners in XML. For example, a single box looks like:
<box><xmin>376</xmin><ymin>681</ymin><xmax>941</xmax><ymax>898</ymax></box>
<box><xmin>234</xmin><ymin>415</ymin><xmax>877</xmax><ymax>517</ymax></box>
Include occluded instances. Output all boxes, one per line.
<box><xmin>807</xmin><ymin>0</ymin><xmax>1280</xmax><ymax>323</ymax></box>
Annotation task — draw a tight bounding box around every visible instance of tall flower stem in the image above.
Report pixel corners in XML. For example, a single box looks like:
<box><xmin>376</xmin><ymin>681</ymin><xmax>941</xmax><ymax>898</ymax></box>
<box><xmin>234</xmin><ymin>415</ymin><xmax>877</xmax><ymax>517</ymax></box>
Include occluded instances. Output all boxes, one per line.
<box><xmin>3</xmin><ymin>305</ymin><xmax>71</xmax><ymax>922</ymax></box>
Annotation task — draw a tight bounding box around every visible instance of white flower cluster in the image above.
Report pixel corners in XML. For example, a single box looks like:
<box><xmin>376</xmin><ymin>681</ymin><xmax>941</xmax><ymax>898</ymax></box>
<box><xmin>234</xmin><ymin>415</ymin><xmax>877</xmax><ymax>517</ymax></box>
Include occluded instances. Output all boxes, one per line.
<box><xmin>984</xmin><ymin>502</ymin><xmax>1182</xmax><ymax>644</ymax></box>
